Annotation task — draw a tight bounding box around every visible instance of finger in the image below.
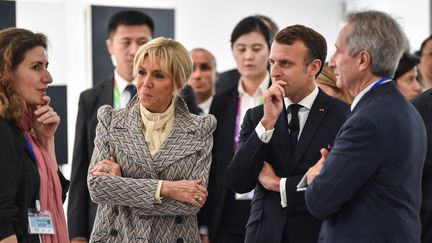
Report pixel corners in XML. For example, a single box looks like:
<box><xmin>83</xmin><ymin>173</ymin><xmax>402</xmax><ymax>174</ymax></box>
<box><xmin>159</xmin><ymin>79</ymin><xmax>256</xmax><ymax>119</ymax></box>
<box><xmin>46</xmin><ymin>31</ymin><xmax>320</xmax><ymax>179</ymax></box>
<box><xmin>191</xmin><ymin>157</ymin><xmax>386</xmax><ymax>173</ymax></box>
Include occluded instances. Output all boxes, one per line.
<box><xmin>39</xmin><ymin>114</ymin><xmax>60</xmax><ymax>125</ymax></box>
<box><xmin>34</xmin><ymin>105</ymin><xmax>53</xmax><ymax>116</ymax></box>
<box><xmin>42</xmin><ymin>96</ymin><xmax>51</xmax><ymax>105</ymax></box>
<box><xmin>91</xmin><ymin>171</ymin><xmax>111</xmax><ymax>177</ymax></box>
<box><xmin>197</xmin><ymin>185</ymin><xmax>208</xmax><ymax>196</ymax></box>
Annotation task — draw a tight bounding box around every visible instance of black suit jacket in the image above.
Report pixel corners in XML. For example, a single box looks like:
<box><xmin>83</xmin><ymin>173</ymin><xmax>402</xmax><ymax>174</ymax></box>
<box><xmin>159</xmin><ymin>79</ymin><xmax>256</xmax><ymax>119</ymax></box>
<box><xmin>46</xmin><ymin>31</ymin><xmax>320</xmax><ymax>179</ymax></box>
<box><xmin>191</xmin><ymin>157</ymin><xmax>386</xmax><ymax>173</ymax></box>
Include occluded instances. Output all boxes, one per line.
<box><xmin>306</xmin><ymin>82</ymin><xmax>427</xmax><ymax>243</ymax></box>
<box><xmin>226</xmin><ymin>89</ymin><xmax>349</xmax><ymax>243</ymax></box>
<box><xmin>215</xmin><ymin>69</ymin><xmax>240</xmax><ymax>94</ymax></box>
<box><xmin>67</xmin><ymin>77</ymin><xmax>114</xmax><ymax>239</ymax></box>
<box><xmin>412</xmin><ymin>88</ymin><xmax>432</xmax><ymax>243</ymax></box>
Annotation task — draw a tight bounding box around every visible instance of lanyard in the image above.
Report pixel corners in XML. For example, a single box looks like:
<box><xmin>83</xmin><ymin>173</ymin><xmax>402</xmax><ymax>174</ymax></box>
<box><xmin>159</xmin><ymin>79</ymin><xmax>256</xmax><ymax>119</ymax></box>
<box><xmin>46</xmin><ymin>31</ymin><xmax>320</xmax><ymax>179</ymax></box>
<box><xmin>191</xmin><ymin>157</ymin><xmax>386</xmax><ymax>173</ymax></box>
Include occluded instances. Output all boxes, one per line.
<box><xmin>370</xmin><ymin>76</ymin><xmax>391</xmax><ymax>90</ymax></box>
<box><xmin>23</xmin><ymin>132</ymin><xmax>41</xmax><ymax>211</ymax></box>
<box><xmin>113</xmin><ymin>79</ymin><xmax>121</xmax><ymax>109</ymax></box>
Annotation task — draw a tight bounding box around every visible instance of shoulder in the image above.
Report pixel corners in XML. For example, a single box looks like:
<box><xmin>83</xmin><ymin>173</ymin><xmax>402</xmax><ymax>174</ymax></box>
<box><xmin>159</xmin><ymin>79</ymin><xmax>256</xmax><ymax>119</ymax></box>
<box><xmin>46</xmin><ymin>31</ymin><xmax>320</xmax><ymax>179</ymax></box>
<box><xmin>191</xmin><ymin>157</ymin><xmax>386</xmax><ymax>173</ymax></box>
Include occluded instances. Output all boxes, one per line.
<box><xmin>189</xmin><ymin>113</ymin><xmax>217</xmax><ymax>139</ymax></box>
<box><xmin>412</xmin><ymin>89</ymin><xmax>432</xmax><ymax>110</ymax></box>
<box><xmin>80</xmin><ymin>77</ymin><xmax>113</xmax><ymax>99</ymax></box>
<box><xmin>0</xmin><ymin>118</ymin><xmax>14</xmax><ymax>140</ymax></box>
<box><xmin>96</xmin><ymin>105</ymin><xmax>115</xmax><ymax>126</ymax></box>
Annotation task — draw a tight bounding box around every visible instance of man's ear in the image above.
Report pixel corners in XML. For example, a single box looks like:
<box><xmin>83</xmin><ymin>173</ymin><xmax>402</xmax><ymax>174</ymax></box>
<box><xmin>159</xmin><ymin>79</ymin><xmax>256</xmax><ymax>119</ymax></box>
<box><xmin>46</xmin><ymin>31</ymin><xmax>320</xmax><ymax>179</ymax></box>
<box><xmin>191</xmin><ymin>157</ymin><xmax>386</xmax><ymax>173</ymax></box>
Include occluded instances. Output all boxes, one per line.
<box><xmin>106</xmin><ymin>38</ymin><xmax>113</xmax><ymax>54</ymax></box>
<box><xmin>309</xmin><ymin>59</ymin><xmax>322</xmax><ymax>77</ymax></box>
<box><xmin>358</xmin><ymin>50</ymin><xmax>371</xmax><ymax>71</ymax></box>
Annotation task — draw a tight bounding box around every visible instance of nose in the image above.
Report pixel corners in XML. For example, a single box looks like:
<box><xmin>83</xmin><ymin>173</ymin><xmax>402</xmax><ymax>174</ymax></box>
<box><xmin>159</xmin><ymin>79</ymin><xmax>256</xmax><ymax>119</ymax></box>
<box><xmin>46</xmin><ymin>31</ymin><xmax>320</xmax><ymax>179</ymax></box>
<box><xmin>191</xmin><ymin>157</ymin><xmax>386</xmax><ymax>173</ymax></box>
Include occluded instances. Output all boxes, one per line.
<box><xmin>270</xmin><ymin>62</ymin><xmax>281</xmax><ymax>78</ymax></box>
<box><xmin>191</xmin><ymin>68</ymin><xmax>202</xmax><ymax>80</ymax></box>
<box><xmin>244</xmin><ymin>48</ymin><xmax>254</xmax><ymax>60</ymax></box>
<box><xmin>413</xmin><ymin>80</ymin><xmax>421</xmax><ymax>92</ymax></box>
<box><xmin>328</xmin><ymin>53</ymin><xmax>337</xmax><ymax>69</ymax></box>
<box><xmin>130</xmin><ymin>42</ymin><xmax>141</xmax><ymax>56</ymax></box>
<box><xmin>43</xmin><ymin>69</ymin><xmax>53</xmax><ymax>84</ymax></box>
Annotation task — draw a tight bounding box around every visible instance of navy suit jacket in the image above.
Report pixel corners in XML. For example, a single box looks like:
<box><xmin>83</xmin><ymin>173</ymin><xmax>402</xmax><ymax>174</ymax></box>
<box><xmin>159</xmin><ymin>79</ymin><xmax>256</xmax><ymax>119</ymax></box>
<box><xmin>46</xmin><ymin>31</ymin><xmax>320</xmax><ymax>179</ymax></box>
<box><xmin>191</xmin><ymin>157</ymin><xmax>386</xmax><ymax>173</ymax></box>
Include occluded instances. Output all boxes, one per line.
<box><xmin>306</xmin><ymin>82</ymin><xmax>427</xmax><ymax>243</ymax></box>
<box><xmin>226</xmin><ymin>89</ymin><xmax>349</xmax><ymax>243</ymax></box>
<box><xmin>412</xmin><ymin>88</ymin><xmax>432</xmax><ymax>243</ymax></box>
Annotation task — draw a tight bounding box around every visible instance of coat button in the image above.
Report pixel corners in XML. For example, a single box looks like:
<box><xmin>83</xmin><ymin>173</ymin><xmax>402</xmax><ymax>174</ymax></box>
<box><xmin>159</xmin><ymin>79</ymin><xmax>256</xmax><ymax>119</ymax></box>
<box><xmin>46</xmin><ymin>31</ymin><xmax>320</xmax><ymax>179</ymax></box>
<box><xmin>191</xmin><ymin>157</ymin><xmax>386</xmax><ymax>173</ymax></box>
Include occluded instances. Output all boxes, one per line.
<box><xmin>110</xmin><ymin>229</ymin><xmax>118</xmax><ymax>237</ymax></box>
<box><xmin>113</xmin><ymin>207</ymin><xmax>119</xmax><ymax>215</ymax></box>
<box><xmin>175</xmin><ymin>216</ymin><xmax>183</xmax><ymax>224</ymax></box>
<box><xmin>176</xmin><ymin>238</ymin><xmax>184</xmax><ymax>243</ymax></box>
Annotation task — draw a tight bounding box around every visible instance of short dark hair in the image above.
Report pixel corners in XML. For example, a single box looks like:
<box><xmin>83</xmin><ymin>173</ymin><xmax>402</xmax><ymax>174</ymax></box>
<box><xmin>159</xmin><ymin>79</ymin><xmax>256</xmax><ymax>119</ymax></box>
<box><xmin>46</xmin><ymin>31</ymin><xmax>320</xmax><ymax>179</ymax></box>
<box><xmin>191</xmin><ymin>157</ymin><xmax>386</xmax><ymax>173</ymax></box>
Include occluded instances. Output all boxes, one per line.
<box><xmin>108</xmin><ymin>10</ymin><xmax>154</xmax><ymax>38</ymax></box>
<box><xmin>230</xmin><ymin>16</ymin><xmax>272</xmax><ymax>50</ymax></box>
<box><xmin>274</xmin><ymin>25</ymin><xmax>327</xmax><ymax>76</ymax></box>
<box><xmin>394</xmin><ymin>52</ymin><xmax>419</xmax><ymax>80</ymax></box>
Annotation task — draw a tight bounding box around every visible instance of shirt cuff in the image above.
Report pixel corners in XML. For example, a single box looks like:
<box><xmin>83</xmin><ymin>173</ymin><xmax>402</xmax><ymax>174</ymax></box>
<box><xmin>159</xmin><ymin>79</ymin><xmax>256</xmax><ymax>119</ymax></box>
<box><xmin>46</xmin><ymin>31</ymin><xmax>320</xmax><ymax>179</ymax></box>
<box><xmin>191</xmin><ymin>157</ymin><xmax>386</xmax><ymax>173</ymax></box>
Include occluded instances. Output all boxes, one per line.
<box><xmin>199</xmin><ymin>226</ymin><xmax>209</xmax><ymax>235</ymax></box>
<box><xmin>280</xmin><ymin>177</ymin><xmax>287</xmax><ymax>207</ymax></box>
<box><xmin>255</xmin><ymin>122</ymin><xmax>275</xmax><ymax>143</ymax></box>
<box><xmin>155</xmin><ymin>180</ymin><xmax>164</xmax><ymax>204</ymax></box>
<box><xmin>296</xmin><ymin>174</ymin><xmax>308</xmax><ymax>192</ymax></box>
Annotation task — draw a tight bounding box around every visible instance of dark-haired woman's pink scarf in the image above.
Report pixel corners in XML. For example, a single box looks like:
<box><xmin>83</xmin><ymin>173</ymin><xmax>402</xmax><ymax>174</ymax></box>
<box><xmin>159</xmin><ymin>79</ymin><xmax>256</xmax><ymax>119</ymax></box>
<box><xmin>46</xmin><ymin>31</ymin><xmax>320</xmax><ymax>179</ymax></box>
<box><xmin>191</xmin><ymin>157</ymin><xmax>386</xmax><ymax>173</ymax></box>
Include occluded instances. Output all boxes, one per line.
<box><xmin>19</xmin><ymin>110</ymin><xmax>69</xmax><ymax>243</ymax></box>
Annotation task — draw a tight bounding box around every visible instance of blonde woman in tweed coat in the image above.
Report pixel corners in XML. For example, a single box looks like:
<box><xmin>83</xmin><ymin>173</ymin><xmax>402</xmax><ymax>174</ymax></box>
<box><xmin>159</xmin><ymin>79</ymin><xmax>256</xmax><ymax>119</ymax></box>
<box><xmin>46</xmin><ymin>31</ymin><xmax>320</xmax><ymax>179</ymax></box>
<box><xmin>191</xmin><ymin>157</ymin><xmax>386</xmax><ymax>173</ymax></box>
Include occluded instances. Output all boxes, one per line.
<box><xmin>87</xmin><ymin>37</ymin><xmax>216</xmax><ymax>243</ymax></box>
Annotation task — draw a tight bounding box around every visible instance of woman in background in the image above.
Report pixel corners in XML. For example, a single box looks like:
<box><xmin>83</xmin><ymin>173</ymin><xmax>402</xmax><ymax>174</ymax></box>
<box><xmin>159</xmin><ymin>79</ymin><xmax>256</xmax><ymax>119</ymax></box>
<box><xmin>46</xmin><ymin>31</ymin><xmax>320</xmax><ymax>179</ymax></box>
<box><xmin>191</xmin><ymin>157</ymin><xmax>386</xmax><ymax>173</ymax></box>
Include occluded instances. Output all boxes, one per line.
<box><xmin>316</xmin><ymin>62</ymin><xmax>353</xmax><ymax>104</ymax></box>
<box><xmin>0</xmin><ymin>28</ymin><xmax>69</xmax><ymax>243</ymax></box>
<box><xmin>394</xmin><ymin>52</ymin><xmax>422</xmax><ymax>100</ymax></box>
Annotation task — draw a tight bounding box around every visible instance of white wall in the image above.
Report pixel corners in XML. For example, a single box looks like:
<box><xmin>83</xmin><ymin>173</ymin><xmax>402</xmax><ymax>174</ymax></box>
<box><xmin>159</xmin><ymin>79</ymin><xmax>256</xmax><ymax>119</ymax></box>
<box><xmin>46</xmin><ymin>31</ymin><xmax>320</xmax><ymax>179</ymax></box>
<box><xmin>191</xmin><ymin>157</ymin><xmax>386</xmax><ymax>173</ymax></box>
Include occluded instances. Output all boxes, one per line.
<box><xmin>14</xmin><ymin>0</ymin><xmax>430</xmax><ymax>181</ymax></box>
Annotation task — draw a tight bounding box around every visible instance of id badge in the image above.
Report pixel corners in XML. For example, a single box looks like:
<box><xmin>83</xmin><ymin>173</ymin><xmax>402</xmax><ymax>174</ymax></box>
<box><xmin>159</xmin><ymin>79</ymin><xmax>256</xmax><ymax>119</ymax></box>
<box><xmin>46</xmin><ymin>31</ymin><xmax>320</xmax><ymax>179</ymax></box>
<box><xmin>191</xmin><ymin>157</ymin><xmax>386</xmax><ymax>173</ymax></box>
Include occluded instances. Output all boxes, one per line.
<box><xmin>28</xmin><ymin>209</ymin><xmax>55</xmax><ymax>234</ymax></box>
<box><xmin>235</xmin><ymin>189</ymin><xmax>254</xmax><ymax>200</ymax></box>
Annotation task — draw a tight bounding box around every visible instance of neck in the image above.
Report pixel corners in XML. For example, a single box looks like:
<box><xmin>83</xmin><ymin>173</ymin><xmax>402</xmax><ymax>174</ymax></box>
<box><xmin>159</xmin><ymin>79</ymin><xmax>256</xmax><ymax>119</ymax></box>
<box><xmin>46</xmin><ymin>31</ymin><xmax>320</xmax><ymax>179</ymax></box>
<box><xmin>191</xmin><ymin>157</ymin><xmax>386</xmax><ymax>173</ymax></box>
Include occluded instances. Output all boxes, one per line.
<box><xmin>242</xmin><ymin>72</ymin><xmax>267</xmax><ymax>96</ymax></box>
<box><xmin>196</xmin><ymin>91</ymin><xmax>213</xmax><ymax>104</ymax></box>
<box><xmin>288</xmin><ymin>81</ymin><xmax>315</xmax><ymax>104</ymax></box>
<box><xmin>350</xmin><ymin>74</ymin><xmax>381</xmax><ymax>97</ymax></box>
<box><xmin>117</xmin><ymin>68</ymin><xmax>134</xmax><ymax>83</ymax></box>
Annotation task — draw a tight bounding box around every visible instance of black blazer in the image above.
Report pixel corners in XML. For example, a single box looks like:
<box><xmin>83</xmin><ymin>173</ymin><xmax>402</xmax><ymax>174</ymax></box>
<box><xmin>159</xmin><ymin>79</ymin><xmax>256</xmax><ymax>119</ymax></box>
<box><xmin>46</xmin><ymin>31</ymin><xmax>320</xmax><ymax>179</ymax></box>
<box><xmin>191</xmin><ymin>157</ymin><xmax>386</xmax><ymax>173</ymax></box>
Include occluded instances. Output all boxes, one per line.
<box><xmin>215</xmin><ymin>69</ymin><xmax>240</xmax><ymax>94</ymax></box>
<box><xmin>412</xmin><ymin>88</ymin><xmax>432</xmax><ymax>243</ymax></box>
<box><xmin>0</xmin><ymin>118</ymin><xmax>69</xmax><ymax>243</ymax></box>
<box><xmin>68</xmin><ymin>76</ymin><xmax>114</xmax><ymax>239</ymax></box>
<box><xmin>306</xmin><ymin>82</ymin><xmax>427</xmax><ymax>243</ymax></box>
<box><xmin>225</xmin><ymin>89</ymin><xmax>349</xmax><ymax>243</ymax></box>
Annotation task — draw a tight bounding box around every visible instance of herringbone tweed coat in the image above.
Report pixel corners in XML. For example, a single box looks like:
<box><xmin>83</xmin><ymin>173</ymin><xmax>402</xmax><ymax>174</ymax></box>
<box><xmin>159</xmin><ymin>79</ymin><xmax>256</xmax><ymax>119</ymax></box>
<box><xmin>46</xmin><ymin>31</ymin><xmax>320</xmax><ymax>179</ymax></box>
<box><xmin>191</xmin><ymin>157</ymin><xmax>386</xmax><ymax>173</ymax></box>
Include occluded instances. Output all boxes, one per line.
<box><xmin>87</xmin><ymin>96</ymin><xmax>216</xmax><ymax>243</ymax></box>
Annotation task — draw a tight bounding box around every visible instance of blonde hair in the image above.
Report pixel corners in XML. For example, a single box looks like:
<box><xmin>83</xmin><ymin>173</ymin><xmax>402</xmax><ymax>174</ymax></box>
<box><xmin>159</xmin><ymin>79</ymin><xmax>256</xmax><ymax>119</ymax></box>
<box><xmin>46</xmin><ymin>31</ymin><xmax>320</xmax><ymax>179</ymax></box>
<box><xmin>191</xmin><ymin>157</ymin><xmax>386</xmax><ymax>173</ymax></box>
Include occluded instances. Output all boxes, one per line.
<box><xmin>317</xmin><ymin>63</ymin><xmax>353</xmax><ymax>104</ymax></box>
<box><xmin>133</xmin><ymin>37</ymin><xmax>192</xmax><ymax>95</ymax></box>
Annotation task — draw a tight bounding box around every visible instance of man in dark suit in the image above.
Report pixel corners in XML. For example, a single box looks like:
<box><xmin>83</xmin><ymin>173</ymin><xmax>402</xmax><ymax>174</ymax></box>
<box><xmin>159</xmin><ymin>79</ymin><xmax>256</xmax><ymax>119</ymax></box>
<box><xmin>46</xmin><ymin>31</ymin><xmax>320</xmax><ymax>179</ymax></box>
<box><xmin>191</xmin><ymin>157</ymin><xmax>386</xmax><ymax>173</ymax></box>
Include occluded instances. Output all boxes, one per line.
<box><xmin>226</xmin><ymin>25</ymin><xmax>349</xmax><ymax>243</ymax></box>
<box><xmin>305</xmin><ymin>10</ymin><xmax>427</xmax><ymax>243</ymax></box>
<box><xmin>412</xmin><ymin>89</ymin><xmax>432</xmax><ymax>243</ymax></box>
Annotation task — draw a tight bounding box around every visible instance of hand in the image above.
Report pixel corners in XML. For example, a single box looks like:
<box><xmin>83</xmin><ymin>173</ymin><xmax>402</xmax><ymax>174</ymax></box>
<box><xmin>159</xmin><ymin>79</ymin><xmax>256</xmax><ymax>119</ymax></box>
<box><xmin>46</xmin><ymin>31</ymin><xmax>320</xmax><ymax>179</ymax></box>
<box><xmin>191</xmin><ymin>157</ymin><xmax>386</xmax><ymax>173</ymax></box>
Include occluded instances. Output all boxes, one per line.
<box><xmin>160</xmin><ymin>179</ymin><xmax>208</xmax><ymax>208</ymax></box>
<box><xmin>201</xmin><ymin>234</ymin><xmax>210</xmax><ymax>243</ymax></box>
<box><xmin>91</xmin><ymin>156</ymin><xmax>122</xmax><ymax>176</ymax></box>
<box><xmin>306</xmin><ymin>148</ymin><xmax>329</xmax><ymax>185</ymax></box>
<box><xmin>261</xmin><ymin>81</ymin><xmax>286</xmax><ymax>130</ymax></box>
<box><xmin>0</xmin><ymin>234</ymin><xmax>18</xmax><ymax>243</ymax></box>
<box><xmin>258</xmin><ymin>161</ymin><xmax>280</xmax><ymax>192</ymax></box>
<box><xmin>70</xmin><ymin>240</ymin><xmax>87</xmax><ymax>243</ymax></box>
<box><xmin>32</xmin><ymin>96</ymin><xmax>60</xmax><ymax>146</ymax></box>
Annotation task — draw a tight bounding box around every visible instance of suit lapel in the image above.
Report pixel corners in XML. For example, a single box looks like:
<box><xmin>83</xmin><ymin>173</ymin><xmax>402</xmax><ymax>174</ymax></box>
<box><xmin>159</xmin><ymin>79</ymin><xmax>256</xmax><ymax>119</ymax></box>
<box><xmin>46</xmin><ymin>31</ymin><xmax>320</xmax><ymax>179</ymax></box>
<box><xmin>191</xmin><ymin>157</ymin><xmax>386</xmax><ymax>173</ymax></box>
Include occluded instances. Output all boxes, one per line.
<box><xmin>98</xmin><ymin>76</ymin><xmax>114</xmax><ymax>107</ymax></box>
<box><xmin>290</xmin><ymin>90</ymin><xmax>331</xmax><ymax>171</ymax></box>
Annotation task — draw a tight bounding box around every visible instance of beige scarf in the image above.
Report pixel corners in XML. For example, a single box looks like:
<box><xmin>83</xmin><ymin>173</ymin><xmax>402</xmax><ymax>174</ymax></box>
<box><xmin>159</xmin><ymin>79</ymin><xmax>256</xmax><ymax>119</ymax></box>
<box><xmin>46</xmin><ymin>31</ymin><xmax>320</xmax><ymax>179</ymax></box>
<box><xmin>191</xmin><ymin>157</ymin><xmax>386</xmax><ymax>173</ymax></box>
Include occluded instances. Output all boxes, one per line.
<box><xmin>140</xmin><ymin>98</ymin><xmax>175</xmax><ymax>156</ymax></box>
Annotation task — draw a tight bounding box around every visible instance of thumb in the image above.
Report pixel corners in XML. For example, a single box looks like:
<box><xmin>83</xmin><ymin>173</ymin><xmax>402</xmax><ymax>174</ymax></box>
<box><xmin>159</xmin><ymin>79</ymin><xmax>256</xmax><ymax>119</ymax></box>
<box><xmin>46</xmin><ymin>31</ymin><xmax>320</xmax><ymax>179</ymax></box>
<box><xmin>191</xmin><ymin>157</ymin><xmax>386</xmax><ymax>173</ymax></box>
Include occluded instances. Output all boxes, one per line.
<box><xmin>319</xmin><ymin>148</ymin><xmax>329</xmax><ymax>163</ymax></box>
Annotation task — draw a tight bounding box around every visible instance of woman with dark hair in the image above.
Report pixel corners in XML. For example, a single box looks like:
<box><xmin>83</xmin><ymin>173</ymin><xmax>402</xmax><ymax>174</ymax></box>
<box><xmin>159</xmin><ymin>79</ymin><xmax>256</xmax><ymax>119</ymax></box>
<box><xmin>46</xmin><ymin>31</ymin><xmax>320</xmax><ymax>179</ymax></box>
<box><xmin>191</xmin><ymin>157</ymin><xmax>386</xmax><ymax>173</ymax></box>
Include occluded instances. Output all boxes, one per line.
<box><xmin>0</xmin><ymin>28</ymin><xmax>69</xmax><ymax>243</ymax></box>
<box><xmin>394</xmin><ymin>52</ymin><xmax>422</xmax><ymax>100</ymax></box>
<box><xmin>198</xmin><ymin>16</ymin><xmax>272</xmax><ymax>243</ymax></box>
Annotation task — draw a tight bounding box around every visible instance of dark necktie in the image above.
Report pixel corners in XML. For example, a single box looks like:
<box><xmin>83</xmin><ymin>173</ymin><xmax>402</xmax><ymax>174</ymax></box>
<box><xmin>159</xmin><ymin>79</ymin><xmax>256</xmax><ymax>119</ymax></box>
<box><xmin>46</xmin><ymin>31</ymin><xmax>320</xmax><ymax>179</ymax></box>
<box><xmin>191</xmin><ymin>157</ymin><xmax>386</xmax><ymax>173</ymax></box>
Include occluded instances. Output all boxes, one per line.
<box><xmin>125</xmin><ymin>84</ymin><xmax>137</xmax><ymax>101</ymax></box>
<box><xmin>288</xmin><ymin>104</ymin><xmax>302</xmax><ymax>152</ymax></box>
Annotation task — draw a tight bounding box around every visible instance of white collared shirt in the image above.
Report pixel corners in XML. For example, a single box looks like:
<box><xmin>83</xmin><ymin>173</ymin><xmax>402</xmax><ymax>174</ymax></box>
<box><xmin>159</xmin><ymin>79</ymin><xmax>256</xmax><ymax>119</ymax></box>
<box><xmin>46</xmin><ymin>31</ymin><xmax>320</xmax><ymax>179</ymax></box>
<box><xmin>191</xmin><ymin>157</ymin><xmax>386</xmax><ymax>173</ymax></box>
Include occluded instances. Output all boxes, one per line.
<box><xmin>237</xmin><ymin>71</ymin><xmax>270</xmax><ymax>128</ymax></box>
<box><xmin>254</xmin><ymin>85</ymin><xmax>319</xmax><ymax>207</ymax></box>
<box><xmin>114</xmin><ymin>69</ymin><xmax>137</xmax><ymax>108</ymax></box>
<box><xmin>198</xmin><ymin>96</ymin><xmax>214</xmax><ymax>115</ymax></box>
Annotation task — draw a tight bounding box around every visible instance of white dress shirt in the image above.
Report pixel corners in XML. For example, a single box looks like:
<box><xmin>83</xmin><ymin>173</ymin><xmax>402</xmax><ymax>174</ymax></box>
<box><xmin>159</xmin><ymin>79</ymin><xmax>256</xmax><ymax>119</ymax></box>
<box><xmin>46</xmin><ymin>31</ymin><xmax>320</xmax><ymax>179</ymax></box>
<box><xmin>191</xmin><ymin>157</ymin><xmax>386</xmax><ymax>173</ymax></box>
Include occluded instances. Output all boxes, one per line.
<box><xmin>114</xmin><ymin>69</ymin><xmax>137</xmax><ymax>108</ymax></box>
<box><xmin>255</xmin><ymin>85</ymin><xmax>319</xmax><ymax>207</ymax></box>
<box><xmin>198</xmin><ymin>96</ymin><xmax>214</xmax><ymax>115</ymax></box>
